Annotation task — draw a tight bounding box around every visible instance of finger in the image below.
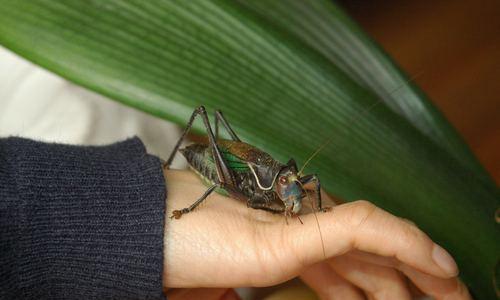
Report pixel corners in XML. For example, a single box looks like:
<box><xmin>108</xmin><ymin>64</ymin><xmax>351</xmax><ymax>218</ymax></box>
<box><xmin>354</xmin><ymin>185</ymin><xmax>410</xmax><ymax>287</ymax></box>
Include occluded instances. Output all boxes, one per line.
<box><xmin>347</xmin><ymin>250</ymin><xmax>401</xmax><ymax>269</ymax></box>
<box><xmin>286</xmin><ymin>200</ymin><xmax>458</xmax><ymax>278</ymax></box>
<box><xmin>399</xmin><ymin>265</ymin><xmax>472</xmax><ymax>300</ymax></box>
<box><xmin>346</xmin><ymin>251</ymin><xmax>472</xmax><ymax>299</ymax></box>
<box><xmin>168</xmin><ymin>288</ymin><xmax>240</xmax><ymax>300</ymax></box>
<box><xmin>344</xmin><ymin>251</ymin><xmax>470</xmax><ymax>299</ymax></box>
<box><xmin>300</xmin><ymin>262</ymin><xmax>365</xmax><ymax>300</ymax></box>
<box><xmin>346</xmin><ymin>249</ymin><xmax>427</xmax><ymax>295</ymax></box>
<box><xmin>329</xmin><ymin>255</ymin><xmax>411</xmax><ymax>300</ymax></box>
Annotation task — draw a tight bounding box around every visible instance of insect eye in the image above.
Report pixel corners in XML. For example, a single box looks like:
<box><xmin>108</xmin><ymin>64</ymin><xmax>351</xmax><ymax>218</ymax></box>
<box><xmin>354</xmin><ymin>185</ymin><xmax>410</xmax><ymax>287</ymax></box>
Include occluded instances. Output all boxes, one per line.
<box><xmin>279</xmin><ymin>176</ymin><xmax>287</xmax><ymax>184</ymax></box>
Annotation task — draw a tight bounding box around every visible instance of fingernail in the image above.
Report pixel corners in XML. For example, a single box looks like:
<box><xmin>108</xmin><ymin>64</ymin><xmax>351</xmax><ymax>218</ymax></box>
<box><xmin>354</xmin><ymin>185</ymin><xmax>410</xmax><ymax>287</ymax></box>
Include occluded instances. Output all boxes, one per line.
<box><xmin>432</xmin><ymin>244</ymin><xmax>458</xmax><ymax>276</ymax></box>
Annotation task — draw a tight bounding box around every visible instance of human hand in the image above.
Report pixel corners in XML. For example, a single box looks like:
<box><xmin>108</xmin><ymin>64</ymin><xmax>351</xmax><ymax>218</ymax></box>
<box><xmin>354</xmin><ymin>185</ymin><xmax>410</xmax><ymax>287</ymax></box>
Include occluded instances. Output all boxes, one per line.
<box><xmin>163</xmin><ymin>170</ymin><xmax>471</xmax><ymax>299</ymax></box>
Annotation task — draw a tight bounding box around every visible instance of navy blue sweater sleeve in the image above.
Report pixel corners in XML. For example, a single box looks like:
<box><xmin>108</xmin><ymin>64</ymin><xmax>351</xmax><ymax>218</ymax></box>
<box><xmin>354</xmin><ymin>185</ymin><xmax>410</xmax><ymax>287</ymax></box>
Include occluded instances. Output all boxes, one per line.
<box><xmin>0</xmin><ymin>137</ymin><xmax>166</xmax><ymax>299</ymax></box>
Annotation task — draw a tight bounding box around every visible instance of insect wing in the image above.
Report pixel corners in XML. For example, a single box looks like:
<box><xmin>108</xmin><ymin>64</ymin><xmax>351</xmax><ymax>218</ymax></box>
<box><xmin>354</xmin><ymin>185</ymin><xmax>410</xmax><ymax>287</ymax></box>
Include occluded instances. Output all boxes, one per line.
<box><xmin>217</xmin><ymin>140</ymin><xmax>282</xmax><ymax>188</ymax></box>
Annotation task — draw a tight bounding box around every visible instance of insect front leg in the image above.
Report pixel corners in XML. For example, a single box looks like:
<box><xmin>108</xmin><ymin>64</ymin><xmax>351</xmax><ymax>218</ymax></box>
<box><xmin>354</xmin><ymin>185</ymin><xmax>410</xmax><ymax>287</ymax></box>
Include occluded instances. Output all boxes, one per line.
<box><xmin>299</xmin><ymin>174</ymin><xmax>330</xmax><ymax>212</ymax></box>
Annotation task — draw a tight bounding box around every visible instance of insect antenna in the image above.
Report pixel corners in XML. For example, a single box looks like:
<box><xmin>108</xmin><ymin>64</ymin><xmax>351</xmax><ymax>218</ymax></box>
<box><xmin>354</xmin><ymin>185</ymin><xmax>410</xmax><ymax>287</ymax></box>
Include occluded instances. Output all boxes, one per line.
<box><xmin>298</xmin><ymin>72</ymin><xmax>423</xmax><ymax>176</ymax></box>
<box><xmin>294</xmin><ymin>72</ymin><xmax>422</xmax><ymax>259</ymax></box>
<box><xmin>297</xmin><ymin>100</ymin><xmax>379</xmax><ymax>176</ymax></box>
<box><xmin>296</xmin><ymin>179</ymin><xmax>326</xmax><ymax>259</ymax></box>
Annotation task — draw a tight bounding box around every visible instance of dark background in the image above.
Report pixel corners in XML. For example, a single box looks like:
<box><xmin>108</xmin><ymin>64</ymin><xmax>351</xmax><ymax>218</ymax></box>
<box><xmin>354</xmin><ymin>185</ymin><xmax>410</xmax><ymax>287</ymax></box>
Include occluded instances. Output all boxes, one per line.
<box><xmin>339</xmin><ymin>0</ymin><xmax>500</xmax><ymax>184</ymax></box>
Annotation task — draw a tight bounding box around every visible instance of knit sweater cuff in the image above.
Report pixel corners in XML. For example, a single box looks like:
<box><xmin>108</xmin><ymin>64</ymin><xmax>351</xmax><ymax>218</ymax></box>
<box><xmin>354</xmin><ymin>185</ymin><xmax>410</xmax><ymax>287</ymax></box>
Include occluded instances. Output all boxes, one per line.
<box><xmin>0</xmin><ymin>137</ymin><xmax>166</xmax><ymax>299</ymax></box>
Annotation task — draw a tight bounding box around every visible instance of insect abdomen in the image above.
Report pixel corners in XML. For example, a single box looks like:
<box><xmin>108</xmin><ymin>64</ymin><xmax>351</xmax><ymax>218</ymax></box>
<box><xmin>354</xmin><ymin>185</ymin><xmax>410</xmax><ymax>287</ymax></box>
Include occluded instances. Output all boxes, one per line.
<box><xmin>180</xmin><ymin>144</ymin><xmax>219</xmax><ymax>184</ymax></box>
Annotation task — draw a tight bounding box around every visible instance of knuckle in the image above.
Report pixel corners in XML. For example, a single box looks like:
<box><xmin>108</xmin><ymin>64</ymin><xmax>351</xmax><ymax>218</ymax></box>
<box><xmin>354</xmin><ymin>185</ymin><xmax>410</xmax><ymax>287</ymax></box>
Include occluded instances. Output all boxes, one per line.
<box><xmin>350</xmin><ymin>200</ymin><xmax>378</xmax><ymax>228</ymax></box>
<box><xmin>354</xmin><ymin>199</ymin><xmax>373</xmax><ymax>210</ymax></box>
<box><xmin>399</xmin><ymin>221</ymin><xmax>425</xmax><ymax>249</ymax></box>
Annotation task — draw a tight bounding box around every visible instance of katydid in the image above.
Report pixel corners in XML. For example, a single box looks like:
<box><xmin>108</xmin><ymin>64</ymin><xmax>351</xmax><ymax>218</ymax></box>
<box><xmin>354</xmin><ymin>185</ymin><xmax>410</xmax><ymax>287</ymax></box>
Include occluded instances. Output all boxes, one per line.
<box><xmin>164</xmin><ymin>106</ymin><xmax>330</xmax><ymax>221</ymax></box>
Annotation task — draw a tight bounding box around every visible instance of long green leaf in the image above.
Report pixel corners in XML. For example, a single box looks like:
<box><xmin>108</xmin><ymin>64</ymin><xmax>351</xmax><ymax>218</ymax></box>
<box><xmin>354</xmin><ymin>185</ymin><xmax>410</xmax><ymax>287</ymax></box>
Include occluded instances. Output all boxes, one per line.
<box><xmin>234</xmin><ymin>0</ymin><xmax>494</xmax><ymax>185</ymax></box>
<box><xmin>0</xmin><ymin>1</ymin><xmax>497</xmax><ymax>298</ymax></box>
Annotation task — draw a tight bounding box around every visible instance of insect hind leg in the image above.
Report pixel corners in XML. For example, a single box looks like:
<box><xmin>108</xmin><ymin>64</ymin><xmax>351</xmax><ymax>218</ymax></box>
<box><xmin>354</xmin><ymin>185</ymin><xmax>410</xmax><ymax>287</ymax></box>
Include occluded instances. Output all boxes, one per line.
<box><xmin>214</xmin><ymin>109</ymin><xmax>241</xmax><ymax>141</ymax></box>
<box><xmin>167</xmin><ymin>106</ymin><xmax>238</xmax><ymax>219</ymax></box>
<box><xmin>165</xmin><ymin>106</ymin><xmax>233</xmax><ymax>184</ymax></box>
<box><xmin>170</xmin><ymin>184</ymin><xmax>219</xmax><ymax>219</ymax></box>
<box><xmin>165</xmin><ymin>106</ymin><xmax>203</xmax><ymax>169</ymax></box>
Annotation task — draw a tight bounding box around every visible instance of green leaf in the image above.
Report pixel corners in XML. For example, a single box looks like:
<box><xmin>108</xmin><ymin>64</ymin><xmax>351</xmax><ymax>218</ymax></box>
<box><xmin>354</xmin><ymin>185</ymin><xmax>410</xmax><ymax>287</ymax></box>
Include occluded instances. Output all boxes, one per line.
<box><xmin>234</xmin><ymin>0</ymin><xmax>494</xmax><ymax>185</ymax></box>
<box><xmin>0</xmin><ymin>1</ymin><xmax>497</xmax><ymax>298</ymax></box>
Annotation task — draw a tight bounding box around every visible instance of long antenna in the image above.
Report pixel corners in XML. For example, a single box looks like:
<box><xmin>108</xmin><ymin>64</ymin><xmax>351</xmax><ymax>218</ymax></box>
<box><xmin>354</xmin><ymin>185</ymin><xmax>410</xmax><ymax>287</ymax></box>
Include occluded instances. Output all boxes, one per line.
<box><xmin>296</xmin><ymin>179</ymin><xmax>326</xmax><ymax>259</ymax></box>
<box><xmin>298</xmin><ymin>72</ymin><xmax>423</xmax><ymax>176</ymax></box>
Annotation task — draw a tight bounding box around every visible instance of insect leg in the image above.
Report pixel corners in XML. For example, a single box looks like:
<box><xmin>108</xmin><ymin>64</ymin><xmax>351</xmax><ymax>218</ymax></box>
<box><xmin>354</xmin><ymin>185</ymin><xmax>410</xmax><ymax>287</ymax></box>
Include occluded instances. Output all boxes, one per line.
<box><xmin>299</xmin><ymin>174</ymin><xmax>329</xmax><ymax>212</ymax></box>
<box><xmin>168</xmin><ymin>106</ymin><xmax>241</xmax><ymax>219</ymax></box>
<box><xmin>248</xmin><ymin>200</ymin><xmax>303</xmax><ymax>225</ymax></box>
<box><xmin>214</xmin><ymin>109</ymin><xmax>241</xmax><ymax>141</ymax></box>
<box><xmin>165</xmin><ymin>106</ymin><xmax>235</xmax><ymax>187</ymax></box>
<box><xmin>247</xmin><ymin>200</ymin><xmax>284</xmax><ymax>214</ymax></box>
<box><xmin>165</xmin><ymin>107</ymin><xmax>203</xmax><ymax>168</ymax></box>
<box><xmin>171</xmin><ymin>184</ymin><xmax>219</xmax><ymax>219</ymax></box>
<box><xmin>197</xmin><ymin>108</ymin><xmax>236</xmax><ymax>187</ymax></box>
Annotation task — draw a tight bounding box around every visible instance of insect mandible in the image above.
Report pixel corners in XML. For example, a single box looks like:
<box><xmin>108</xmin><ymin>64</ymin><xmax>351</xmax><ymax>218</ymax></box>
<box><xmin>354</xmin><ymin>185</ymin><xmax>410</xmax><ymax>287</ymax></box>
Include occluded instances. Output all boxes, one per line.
<box><xmin>164</xmin><ymin>106</ymin><xmax>330</xmax><ymax>221</ymax></box>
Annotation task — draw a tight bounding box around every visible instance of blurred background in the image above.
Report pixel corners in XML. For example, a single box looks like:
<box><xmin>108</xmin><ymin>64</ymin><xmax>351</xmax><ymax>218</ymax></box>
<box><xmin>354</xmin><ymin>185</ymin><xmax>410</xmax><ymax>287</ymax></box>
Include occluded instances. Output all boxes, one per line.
<box><xmin>0</xmin><ymin>1</ymin><xmax>497</xmax><ymax>298</ymax></box>
<box><xmin>339</xmin><ymin>0</ymin><xmax>500</xmax><ymax>184</ymax></box>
